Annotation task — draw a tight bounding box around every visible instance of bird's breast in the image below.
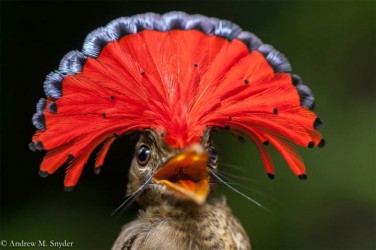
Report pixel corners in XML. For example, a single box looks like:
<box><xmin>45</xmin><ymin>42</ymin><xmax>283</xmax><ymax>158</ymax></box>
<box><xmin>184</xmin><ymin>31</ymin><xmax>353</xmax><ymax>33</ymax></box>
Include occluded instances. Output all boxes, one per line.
<box><xmin>112</xmin><ymin>199</ymin><xmax>251</xmax><ymax>250</ymax></box>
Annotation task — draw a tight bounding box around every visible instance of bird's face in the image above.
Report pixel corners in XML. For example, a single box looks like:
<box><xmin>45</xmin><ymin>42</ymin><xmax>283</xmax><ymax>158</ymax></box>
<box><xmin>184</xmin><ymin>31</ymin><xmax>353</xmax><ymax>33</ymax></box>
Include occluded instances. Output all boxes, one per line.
<box><xmin>127</xmin><ymin>130</ymin><xmax>218</xmax><ymax>206</ymax></box>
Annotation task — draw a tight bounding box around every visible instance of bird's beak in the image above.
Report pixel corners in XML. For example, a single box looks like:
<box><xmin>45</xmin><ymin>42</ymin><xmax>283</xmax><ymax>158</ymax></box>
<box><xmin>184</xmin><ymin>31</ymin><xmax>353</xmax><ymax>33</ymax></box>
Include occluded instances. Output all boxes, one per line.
<box><xmin>153</xmin><ymin>144</ymin><xmax>209</xmax><ymax>205</ymax></box>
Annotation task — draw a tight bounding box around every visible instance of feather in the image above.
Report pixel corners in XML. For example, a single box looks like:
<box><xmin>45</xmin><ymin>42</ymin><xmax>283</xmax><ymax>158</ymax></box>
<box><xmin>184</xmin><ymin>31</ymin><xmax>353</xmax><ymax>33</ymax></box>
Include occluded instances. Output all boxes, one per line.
<box><xmin>266</xmin><ymin>136</ymin><xmax>306</xmax><ymax>176</ymax></box>
<box><xmin>95</xmin><ymin>136</ymin><xmax>116</xmax><ymax>168</ymax></box>
<box><xmin>31</xmin><ymin>12</ymin><xmax>323</xmax><ymax>187</ymax></box>
<box><xmin>245</xmin><ymin>130</ymin><xmax>275</xmax><ymax>175</ymax></box>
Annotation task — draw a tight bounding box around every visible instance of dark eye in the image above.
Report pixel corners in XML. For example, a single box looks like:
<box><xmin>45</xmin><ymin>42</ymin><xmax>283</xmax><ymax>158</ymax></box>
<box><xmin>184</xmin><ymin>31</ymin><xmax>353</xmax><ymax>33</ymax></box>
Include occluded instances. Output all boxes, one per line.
<box><xmin>137</xmin><ymin>145</ymin><xmax>151</xmax><ymax>166</ymax></box>
<box><xmin>208</xmin><ymin>146</ymin><xmax>218</xmax><ymax>166</ymax></box>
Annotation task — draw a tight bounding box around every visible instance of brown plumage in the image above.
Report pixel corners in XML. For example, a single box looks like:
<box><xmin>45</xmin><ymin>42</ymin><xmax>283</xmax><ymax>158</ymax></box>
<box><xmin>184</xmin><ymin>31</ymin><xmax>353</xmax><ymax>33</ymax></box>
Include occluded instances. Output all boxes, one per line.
<box><xmin>112</xmin><ymin>199</ymin><xmax>249</xmax><ymax>250</ymax></box>
<box><xmin>112</xmin><ymin>130</ymin><xmax>251</xmax><ymax>250</ymax></box>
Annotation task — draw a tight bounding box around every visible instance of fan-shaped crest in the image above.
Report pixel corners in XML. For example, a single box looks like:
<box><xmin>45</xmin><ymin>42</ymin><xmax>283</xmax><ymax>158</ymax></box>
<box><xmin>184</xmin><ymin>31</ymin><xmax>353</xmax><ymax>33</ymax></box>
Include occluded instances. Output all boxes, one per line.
<box><xmin>30</xmin><ymin>12</ymin><xmax>324</xmax><ymax>188</ymax></box>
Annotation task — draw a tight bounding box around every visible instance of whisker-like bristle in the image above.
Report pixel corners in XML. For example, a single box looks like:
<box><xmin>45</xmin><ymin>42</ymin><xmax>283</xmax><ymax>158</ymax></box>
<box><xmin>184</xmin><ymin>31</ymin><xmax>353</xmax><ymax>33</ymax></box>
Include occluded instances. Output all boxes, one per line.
<box><xmin>213</xmin><ymin>170</ymin><xmax>275</xmax><ymax>200</ymax></box>
<box><xmin>111</xmin><ymin>174</ymin><xmax>154</xmax><ymax>217</ymax></box>
<box><xmin>210</xmin><ymin>169</ymin><xmax>272</xmax><ymax>213</ymax></box>
<box><xmin>224</xmin><ymin>182</ymin><xmax>276</xmax><ymax>201</ymax></box>
<box><xmin>216</xmin><ymin>169</ymin><xmax>256</xmax><ymax>182</ymax></box>
<box><xmin>219</xmin><ymin>162</ymin><xmax>247</xmax><ymax>172</ymax></box>
<box><xmin>216</xmin><ymin>168</ymin><xmax>271</xmax><ymax>188</ymax></box>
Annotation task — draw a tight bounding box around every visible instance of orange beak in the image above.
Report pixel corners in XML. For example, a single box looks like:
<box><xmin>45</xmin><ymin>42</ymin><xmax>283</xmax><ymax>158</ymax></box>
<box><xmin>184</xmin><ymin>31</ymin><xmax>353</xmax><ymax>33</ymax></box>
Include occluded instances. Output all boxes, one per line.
<box><xmin>152</xmin><ymin>144</ymin><xmax>209</xmax><ymax>205</ymax></box>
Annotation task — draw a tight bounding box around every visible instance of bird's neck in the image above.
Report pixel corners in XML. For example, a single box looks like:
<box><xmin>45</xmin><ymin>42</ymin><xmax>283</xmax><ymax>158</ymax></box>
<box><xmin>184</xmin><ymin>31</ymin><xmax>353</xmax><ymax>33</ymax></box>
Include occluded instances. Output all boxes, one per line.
<box><xmin>142</xmin><ymin>197</ymin><xmax>229</xmax><ymax>218</ymax></box>
<box><xmin>130</xmin><ymin>197</ymin><xmax>250</xmax><ymax>249</ymax></box>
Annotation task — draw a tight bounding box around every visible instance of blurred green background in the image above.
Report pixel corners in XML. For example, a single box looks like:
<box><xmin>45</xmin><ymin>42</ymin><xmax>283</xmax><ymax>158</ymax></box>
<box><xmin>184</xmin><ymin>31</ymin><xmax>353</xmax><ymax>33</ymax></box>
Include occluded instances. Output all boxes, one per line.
<box><xmin>1</xmin><ymin>1</ymin><xmax>374</xmax><ymax>249</ymax></box>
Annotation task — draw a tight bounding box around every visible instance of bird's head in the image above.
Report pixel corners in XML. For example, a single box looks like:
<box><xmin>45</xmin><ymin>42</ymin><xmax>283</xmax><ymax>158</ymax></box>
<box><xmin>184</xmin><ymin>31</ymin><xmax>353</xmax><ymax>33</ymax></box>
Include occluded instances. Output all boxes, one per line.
<box><xmin>127</xmin><ymin>129</ymin><xmax>217</xmax><ymax>206</ymax></box>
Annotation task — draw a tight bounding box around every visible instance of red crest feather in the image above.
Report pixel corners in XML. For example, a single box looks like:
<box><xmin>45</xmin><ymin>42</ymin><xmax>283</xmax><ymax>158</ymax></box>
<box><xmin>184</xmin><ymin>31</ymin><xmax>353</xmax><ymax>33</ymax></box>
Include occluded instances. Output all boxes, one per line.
<box><xmin>30</xmin><ymin>12</ymin><xmax>324</xmax><ymax>188</ymax></box>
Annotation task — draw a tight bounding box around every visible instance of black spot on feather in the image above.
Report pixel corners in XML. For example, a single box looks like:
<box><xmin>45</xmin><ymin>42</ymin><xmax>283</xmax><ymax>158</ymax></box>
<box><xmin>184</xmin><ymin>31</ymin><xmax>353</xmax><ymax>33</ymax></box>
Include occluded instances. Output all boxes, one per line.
<box><xmin>313</xmin><ymin>118</ymin><xmax>323</xmax><ymax>130</ymax></box>
<box><xmin>318</xmin><ymin>139</ymin><xmax>326</xmax><ymax>148</ymax></box>
<box><xmin>64</xmin><ymin>186</ymin><xmax>74</xmax><ymax>192</ymax></box>
<box><xmin>29</xmin><ymin>142</ymin><xmax>36</xmax><ymax>152</ymax></box>
<box><xmin>94</xmin><ymin>167</ymin><xmax>102</xmax><ymax>175</ymax></box>
<box><xmin>267</xmin><ymin>173</ymin><xmax>275</xmax><ymax>179</ymax></box>
<box><xmin>34</xmin><ymin>141</ymin><xmax>44</xmax><ymax>151</ymax></box>
<box><xmin>39</xmin><ymin>171</ymin><xmax>49</xmax><ymax>178</ymax></box>
<box><xmin>48</xmin><ymin>102</ymin><xmax>58</xmax><ymax>114</ymax></box>
<box><xmin>298</xmin><ymin>174</ymin><xmax>307</xmax><ymax>180</ymax></box>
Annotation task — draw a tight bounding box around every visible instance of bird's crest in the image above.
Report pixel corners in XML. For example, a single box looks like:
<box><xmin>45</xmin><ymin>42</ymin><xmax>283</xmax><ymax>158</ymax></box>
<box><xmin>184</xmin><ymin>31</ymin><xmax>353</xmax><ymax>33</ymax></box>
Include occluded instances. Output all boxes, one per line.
<box><xmin>30</xmin><ymin>12</ymin><xmax>324</xmax><ymax>188</ymax></box>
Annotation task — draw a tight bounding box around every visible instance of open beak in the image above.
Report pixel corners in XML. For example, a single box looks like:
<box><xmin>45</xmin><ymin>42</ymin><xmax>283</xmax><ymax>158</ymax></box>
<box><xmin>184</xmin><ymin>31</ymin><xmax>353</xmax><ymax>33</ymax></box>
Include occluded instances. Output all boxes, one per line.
<box><xmin>152</xmin><ymin>144</ymin><xmax>209</xmax><ymax>205</ymax></box>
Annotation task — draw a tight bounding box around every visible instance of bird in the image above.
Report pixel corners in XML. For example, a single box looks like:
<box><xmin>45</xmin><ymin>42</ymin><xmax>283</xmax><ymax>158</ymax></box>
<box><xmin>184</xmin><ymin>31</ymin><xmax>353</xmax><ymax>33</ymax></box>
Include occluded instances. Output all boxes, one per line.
<box><xmin>29</xmin><ymin>11</ymin><xmax>324</xmax><ymax>250</ymax></box>
<box><xmin>111</xmin><ymin>130</ymin><xmax>250</xmax><ymax>249</ymax></box>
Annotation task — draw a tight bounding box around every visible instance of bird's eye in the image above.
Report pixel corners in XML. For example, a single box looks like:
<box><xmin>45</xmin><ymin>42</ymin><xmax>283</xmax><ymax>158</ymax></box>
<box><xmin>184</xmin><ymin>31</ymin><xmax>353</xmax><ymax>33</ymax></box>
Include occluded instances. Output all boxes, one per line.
<box><xmin>137</xmin><ymin>145</ymin><xmax>151</xmax><ymax>166</ymax></box>
<box><xmin>208</xmin><ymin>146</ymin><xmax>218</xmax><ymax>166</ymax></box>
